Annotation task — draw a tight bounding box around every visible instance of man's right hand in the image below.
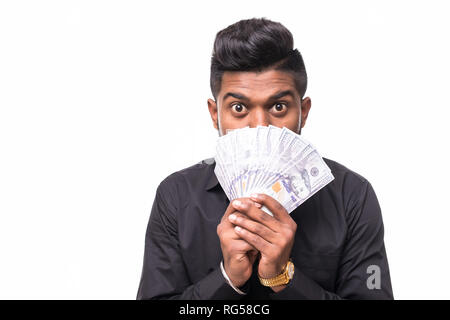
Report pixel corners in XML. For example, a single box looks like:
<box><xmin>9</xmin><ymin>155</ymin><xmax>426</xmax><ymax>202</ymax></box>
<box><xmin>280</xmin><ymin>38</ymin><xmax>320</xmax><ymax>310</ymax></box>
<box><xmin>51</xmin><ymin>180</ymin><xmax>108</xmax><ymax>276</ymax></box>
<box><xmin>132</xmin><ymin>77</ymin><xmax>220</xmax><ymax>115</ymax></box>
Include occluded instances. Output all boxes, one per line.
<box><xmin>217</xmin><ymin>198</ymin><xmax>258</xmax><ymax>288</ymax></box>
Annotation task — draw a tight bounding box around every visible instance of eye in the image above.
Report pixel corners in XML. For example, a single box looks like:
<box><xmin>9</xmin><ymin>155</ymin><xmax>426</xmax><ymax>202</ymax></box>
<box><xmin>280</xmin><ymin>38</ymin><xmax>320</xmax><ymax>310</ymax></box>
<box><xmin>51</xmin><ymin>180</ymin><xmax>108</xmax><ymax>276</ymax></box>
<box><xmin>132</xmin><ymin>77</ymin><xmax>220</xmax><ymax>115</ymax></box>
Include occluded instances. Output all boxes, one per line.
<box><xmin>271</xmin><ymin>103</ymin><xmax>287</xmax><ymax>114</ymax></box>
<box><xmin>231</xmin><ymin>103</ymin><xmax>248</xmax><ymax>114</ymax></box>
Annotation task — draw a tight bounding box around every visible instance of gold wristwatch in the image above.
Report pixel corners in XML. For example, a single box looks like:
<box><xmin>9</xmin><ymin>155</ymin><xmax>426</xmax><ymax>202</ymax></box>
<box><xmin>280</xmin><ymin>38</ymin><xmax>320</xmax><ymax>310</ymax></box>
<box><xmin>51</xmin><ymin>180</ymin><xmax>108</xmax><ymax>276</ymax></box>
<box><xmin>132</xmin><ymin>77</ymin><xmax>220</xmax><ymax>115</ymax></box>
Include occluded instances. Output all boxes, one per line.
<box><xmin>258</xmin><ymin>260</ymin><xmax>295</xmax><ymax>287</ymax></box>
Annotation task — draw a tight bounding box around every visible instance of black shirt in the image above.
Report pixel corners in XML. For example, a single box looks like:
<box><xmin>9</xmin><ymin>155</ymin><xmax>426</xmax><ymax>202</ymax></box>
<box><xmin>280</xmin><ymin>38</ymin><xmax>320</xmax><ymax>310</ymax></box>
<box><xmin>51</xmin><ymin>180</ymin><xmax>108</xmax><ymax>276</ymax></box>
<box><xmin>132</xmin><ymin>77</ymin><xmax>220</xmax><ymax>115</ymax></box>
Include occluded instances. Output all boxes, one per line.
<box><xmin>137</xmin><ymin>157</ymin><xmax>393</xmax><ymax>300</ymax></box>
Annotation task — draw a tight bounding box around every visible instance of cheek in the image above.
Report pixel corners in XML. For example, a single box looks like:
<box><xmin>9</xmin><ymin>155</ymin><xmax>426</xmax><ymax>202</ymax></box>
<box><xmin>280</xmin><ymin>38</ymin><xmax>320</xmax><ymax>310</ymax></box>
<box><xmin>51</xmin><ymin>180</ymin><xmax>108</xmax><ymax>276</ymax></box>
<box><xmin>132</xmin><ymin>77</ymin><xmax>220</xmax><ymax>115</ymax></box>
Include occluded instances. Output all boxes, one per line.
<box><xmin>219</xmin><ymin>108</ymin><xmax>247</xmax><ymax>128</ymax></box>
<box><xmin>216</xmin><ymin>114</ymin><xmax>232</xmax><ymax>136</ymax></box>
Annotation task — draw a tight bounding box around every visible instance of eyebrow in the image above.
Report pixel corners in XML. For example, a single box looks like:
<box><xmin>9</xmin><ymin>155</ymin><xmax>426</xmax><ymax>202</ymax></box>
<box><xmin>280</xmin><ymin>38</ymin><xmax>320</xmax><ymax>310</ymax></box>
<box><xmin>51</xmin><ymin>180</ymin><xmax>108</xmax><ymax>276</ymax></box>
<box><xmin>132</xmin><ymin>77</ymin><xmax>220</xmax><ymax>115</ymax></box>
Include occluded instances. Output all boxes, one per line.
<box><xmin>222</xmin><ymin>90</ymin><xmax>295</xmax><ymax>102</ymax></box>
<box><xmin>223</xmin><ymin>92</ymin><xmax>249</xmax><ymax>101</ymax></box>
<box><xmin>269</xmin><ymin>90</ymin><xmax>295</xmax><ymax>100</ymax></box>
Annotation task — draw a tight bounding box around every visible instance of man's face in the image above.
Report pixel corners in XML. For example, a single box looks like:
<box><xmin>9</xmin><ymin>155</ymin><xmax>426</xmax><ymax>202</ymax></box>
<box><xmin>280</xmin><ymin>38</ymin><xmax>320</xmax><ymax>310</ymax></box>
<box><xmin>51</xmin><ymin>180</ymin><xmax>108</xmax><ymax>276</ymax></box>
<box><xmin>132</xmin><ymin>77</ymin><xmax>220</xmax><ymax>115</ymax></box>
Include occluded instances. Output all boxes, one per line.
<box><xmin>208</xmin><ymin>69</ymin><xmax>311</xmax><ymax>136</ymax></box>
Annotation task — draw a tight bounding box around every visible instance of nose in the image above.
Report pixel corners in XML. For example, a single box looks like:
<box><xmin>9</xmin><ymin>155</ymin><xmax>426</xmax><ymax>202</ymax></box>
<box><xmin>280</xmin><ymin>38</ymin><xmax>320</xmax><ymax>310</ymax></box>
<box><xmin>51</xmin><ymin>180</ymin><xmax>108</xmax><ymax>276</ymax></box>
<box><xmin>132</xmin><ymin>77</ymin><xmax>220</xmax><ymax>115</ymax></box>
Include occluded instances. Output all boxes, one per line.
<box><xmin>248</xmin><ymin>107</ymin><xmax>270</xmax><ymax>128</ymax></box>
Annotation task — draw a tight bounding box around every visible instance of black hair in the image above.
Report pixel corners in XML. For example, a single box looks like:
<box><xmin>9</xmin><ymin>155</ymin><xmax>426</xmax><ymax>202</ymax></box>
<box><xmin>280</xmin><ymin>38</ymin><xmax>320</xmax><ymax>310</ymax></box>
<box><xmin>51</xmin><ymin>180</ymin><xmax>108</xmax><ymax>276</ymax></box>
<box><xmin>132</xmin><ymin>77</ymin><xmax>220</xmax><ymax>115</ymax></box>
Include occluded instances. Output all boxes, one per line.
<box><xmin>210</xmin><ymin>18</ymin><xmax>308</xmax><ymax>100</ymax></box>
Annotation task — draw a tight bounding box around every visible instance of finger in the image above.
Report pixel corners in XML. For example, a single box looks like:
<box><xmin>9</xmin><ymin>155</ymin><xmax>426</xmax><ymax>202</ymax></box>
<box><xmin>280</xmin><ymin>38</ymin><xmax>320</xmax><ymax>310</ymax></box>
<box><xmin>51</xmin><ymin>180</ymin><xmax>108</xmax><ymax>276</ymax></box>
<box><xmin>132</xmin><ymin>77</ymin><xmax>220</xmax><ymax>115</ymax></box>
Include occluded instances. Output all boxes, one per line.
<box><xmin>231</xmin><ymin>199</ymin><xmax>279</xmax><ymax>232</ymax></box>
<box><xmin>221</xmin><ymin>198</ymin><xmax>245</xmax><ymax>224</ymax></box>
<box><xmin>234</xmin><ymin>225</ymin><xmax>273</xmax><ymax>253</ymax></box>
<box><xmin>220</xmin><ymin>202</ymin><xmax>236</xmax><ymax>223</ymax></box>
<box><xmin>220</xmin><ymin>225</ymin><xmax>245</xmax><ymax>241</ymax></box>
<box><xmin>249</xmin><ymin>193</ymin><xmax>291</xmax><ymax>223</ymax></box>
<box><xmin>228</xmin><ymin>212</ymin><xmax>278</xmax><ymax>243</ymax></box>
<box><xmin>231</xmin><ymin>239</ymin><xmax>258</xmax><ymax>253</ymax></box>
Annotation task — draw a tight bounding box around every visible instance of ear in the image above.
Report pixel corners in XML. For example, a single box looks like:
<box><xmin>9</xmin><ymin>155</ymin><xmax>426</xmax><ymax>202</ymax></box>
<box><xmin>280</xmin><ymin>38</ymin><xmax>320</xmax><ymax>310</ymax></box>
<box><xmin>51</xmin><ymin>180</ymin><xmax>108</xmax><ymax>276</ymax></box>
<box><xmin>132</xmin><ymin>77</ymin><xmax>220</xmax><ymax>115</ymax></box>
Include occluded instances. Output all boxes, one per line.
<box><xmin>300</xmin><ymin>97</ymin><xmax>312</xmax><ymax>129</ymax></box>
<box><xmin>207</xmin><ymin>98</ymin><xmax>219</xmax><ymax>130</ymax></box>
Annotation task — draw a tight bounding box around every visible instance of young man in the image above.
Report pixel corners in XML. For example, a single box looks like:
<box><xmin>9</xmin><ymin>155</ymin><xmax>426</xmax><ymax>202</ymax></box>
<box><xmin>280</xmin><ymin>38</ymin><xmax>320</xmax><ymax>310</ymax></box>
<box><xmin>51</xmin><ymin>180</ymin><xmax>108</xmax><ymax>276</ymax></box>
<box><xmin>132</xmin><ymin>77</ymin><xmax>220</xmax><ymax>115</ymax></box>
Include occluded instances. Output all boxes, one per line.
<box><xmin>137</xmin><ymin>18</ymin><xmax>393</xmax><ymax>300</ymax></box>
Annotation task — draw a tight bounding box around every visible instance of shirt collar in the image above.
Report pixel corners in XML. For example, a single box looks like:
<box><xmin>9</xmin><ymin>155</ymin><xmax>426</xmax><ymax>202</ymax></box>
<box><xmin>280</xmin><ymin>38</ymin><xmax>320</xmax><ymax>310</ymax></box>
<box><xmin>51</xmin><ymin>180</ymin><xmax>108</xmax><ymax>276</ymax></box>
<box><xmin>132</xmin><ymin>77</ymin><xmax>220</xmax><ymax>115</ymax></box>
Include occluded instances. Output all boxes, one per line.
<box><xmin>204</xmin><ymin>158</ymin><xmax>220</xmax><ymax>191</ymax></box>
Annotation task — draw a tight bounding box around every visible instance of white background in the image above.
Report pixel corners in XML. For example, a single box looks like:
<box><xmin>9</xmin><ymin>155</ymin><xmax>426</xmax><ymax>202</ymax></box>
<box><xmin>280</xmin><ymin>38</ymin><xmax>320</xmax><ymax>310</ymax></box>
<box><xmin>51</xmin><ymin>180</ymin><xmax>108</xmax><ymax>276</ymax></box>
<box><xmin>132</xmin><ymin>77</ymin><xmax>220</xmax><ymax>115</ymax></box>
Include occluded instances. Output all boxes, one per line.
<box><xmin>1</xmin><ymin>0</ymin><xmax>449</xmax><ymax>299</ymax></box>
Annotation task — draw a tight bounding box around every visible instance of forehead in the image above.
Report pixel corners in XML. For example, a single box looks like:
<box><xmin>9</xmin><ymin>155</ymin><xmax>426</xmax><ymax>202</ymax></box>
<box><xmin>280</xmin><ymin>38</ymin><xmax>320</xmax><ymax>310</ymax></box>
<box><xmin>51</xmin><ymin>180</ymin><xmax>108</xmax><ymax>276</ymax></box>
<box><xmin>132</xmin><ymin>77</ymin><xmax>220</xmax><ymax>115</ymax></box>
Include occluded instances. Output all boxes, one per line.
<box><xmin>219</xmin><ymin>70</ymin><xmax>298</xmax><ymax>100</ymax></box>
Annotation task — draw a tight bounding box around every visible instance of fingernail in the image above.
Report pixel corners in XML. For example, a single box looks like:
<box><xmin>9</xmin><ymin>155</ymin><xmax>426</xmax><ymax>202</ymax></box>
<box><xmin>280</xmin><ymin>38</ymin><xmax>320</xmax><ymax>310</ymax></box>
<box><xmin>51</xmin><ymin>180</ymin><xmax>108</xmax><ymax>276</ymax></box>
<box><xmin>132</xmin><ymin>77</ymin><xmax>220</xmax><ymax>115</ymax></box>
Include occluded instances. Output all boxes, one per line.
<box><xmin>233</xmin><ymin>200</ymin><xmax>247</xmax><ymax>209</ymax></box>
<box><xmin>235</xmin><ymin>226</ymin><xmax>242</xmax><ymax>232</ymax></box>
<box><xmin>233</xmin><ymin>200</ymin><xmax>242</xmax><ymax>208</ymax></box>
<box><xmin>229</xmin><ymin>214</ymin><xmax>236</xmax><ymax>221</ymax></box>
<box><xmin>254</xmin><ymin>202</ymin><xmax>262</xmax><ymax>208</ymax></box>
<box><xmin>250</xmin><ymin>193</ymin><xmax>260</xmax><ymax>199</ymax></box>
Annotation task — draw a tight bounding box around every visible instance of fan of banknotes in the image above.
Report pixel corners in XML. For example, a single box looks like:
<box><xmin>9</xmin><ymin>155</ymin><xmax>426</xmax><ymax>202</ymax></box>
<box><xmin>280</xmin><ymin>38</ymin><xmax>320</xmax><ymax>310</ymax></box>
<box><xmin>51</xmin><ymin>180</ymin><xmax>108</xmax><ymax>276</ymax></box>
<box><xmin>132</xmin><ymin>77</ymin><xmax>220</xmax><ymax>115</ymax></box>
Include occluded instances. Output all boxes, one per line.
<box><xmin>214</xmin><ymin>125</ymin><xmax>334</xmax><ymax>214</ymax></box>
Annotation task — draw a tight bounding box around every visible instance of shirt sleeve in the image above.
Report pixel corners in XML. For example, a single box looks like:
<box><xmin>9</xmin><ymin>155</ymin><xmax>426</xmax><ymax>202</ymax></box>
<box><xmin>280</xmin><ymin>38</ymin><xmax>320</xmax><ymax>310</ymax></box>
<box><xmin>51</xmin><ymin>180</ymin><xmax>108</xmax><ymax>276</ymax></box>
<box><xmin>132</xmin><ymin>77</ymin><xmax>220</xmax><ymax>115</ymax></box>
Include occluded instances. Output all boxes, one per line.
<box><xmin>136</xmin><ymin>178</ymin><xmax>245</xmax><ymax>300</ymax></box>
<box><xmin>269</xmin><ymin>181</ymin><xmax>394</xmax><ymax>300</ymax></box>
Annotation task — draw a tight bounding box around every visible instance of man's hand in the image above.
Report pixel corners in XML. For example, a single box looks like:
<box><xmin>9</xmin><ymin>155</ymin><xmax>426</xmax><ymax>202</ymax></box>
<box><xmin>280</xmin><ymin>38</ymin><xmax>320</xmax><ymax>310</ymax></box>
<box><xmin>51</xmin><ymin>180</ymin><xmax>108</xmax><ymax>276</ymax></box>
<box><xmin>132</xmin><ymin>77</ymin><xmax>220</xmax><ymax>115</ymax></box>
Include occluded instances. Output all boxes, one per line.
<box><xmin>217</xmin><ymin>199</ymin><xmax>259</xmax><ymax>288</ymax></box>
<box><xmin>228</xmin><ymin>193</ymin><xmax>297</xmax><ymax>292</ymax></box>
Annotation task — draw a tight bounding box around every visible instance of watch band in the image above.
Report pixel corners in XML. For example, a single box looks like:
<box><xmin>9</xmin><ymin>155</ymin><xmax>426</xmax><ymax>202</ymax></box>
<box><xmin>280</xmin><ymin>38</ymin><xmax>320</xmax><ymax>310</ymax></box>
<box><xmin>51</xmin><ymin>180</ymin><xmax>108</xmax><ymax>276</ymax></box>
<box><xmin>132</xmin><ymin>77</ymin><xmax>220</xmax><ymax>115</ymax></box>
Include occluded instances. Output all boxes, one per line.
<box><xmin>258</xmin><ymin>260</ymin><xmax>295</xmax><ymax>287</ymax></box>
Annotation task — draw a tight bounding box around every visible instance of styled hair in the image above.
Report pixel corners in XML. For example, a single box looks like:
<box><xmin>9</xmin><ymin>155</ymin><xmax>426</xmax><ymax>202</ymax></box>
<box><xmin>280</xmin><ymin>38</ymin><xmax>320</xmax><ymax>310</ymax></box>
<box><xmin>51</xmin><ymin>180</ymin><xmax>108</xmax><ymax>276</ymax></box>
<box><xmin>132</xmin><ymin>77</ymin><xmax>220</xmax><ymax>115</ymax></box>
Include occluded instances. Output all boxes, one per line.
<box><xmin>210</xmin><ymin>18</ymin><xmax>308</xmax><ymax>100</ymax></box>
